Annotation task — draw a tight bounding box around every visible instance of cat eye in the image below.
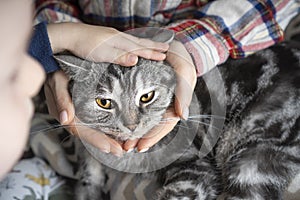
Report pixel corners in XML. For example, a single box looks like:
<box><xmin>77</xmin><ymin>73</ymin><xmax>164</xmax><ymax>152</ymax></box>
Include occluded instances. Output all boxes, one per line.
<box><xmin>140</xmin><ymin>91</ymin><xmax>155</xmax><ymax>104</ymax></box>
<box><xmin>96</xmin><ymin>98</ymin><xmax>112</xmax><ymax>109</ymax></box>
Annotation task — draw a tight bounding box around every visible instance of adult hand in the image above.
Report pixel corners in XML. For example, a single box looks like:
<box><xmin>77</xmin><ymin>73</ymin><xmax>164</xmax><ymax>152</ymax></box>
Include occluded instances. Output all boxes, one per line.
<box><xmin>45</xmin><ymin>23</ymin><xmax>169</xmax><ymax>155</ymax></box>
<box><xmin>124</xmin><ymin>40</ymin><xmax>197</xmax><ymax>152</ymax></box>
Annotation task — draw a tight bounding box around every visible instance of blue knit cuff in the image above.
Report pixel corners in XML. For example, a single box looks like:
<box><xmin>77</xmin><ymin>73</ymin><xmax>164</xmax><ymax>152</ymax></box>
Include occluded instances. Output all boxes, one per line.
<box><xmin>28</xmin><ymin>22</ymin><xmax>60</xmax><ymax>73</ymax></box>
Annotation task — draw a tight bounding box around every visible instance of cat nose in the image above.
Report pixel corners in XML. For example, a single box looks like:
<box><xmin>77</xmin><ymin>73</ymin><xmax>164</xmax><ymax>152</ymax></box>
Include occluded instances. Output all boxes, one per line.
<box><xmin>126</xmin><ymin>124</ymin><xmax>137</xmax><ymax>132</ymax></box>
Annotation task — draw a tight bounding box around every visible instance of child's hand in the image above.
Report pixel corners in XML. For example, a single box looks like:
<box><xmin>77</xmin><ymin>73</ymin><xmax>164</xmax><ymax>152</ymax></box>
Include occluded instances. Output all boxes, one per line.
<box><xmin>124</xmin><ymin>40</ymin><xmax>197</xmax><ymax>152</ymax></box>
<box><xmin>45</xmin><ymin>23</ymin><xmax>170</xmax><ymax>155</ymax></box>
<box><xmin>47</xmin><ymin>22</ymin><xmax>169</xmax><ymax>66</ymax></box>
<box><xmin>44</xmin><ymin>70</ymin><xmax>124</xmax><ymax>156</ymax></box>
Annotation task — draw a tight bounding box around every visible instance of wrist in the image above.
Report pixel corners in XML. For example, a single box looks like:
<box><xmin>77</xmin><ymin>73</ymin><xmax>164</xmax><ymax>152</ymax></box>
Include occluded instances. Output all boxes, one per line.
<box><xmin>168</xmin><ymin>21</ymin><xmax>229</xmax><ymax>76</ymax></box>
<box><xmin>47</xmin><ymin>22</ymin><xmax>81</xmax><ymax>54</ymax></box>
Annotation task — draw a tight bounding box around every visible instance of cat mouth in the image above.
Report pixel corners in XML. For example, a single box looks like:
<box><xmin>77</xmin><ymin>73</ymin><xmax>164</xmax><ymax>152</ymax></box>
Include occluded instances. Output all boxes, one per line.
<box><xmin>98</xmin><ymin>124</ymin><xmax>155</xmax><ymax>141</ymax></box>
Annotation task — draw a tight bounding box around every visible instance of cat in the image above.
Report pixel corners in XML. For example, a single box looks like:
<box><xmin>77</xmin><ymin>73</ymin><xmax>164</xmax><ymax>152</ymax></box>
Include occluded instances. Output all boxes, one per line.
<box><xmin>55</xmin><ymin>40</ymin><xmax>300</xmax><ymax>200</ymax></box>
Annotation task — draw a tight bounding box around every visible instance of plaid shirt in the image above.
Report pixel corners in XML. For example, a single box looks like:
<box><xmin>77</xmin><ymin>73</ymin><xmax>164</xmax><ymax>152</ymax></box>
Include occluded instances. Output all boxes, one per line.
<box><xmin>34</xmin><ymin>0</ymin><xmax>300</xmax><ymax>76</ymax></box>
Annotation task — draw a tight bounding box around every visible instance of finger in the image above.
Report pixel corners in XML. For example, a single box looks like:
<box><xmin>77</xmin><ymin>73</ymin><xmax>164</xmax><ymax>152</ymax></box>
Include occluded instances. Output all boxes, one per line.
<box><xmin>88</xmin><ymin>45</ymin><xmax>138</xmax><ymax>66</ymax></box>
<box><xmin>123</xmin><ymin>139</ymin><xmax>139</xmax><ymax>152</ymax></box>
<box><xmin>65</xmin><ymin>117</ymin><xmax>79</xmax><ymax>137</ymax></box>
<box><xmin>90</xmin><ymin>43</ymin><xmax>166</xmax><ymax>66</ymax></box>
<box><xmin>130</xmin><ymin>48</ymin><xmax>166</xmax><ymax>62</ymax></box>
<box><xmin>108</xmin><ymin>138</ymin><xmax>125</xmax><ymax>157</ymax></box>
<box><xmin>136</xmin><ymin>109</ymin><xmax>179</xmax><ymax>152</ymax></box>
<box><xmin>72</xmin><ymin>118</ymin><xmax>123</xmax><ymax>156</ymax></box>
<box><xmin>44</xmin><ymin>81</ymin><xmax>59</xmax><ymax>120</ymax></box>
<box><xmin>167</xmin><ymin>41</ymin><xmax>196</xmax><ymax>119</ymax></box>
<box><xmin>120</xmin><ymin>33</ymin><xmax>169</xmax><ymax>52</ymax></box>
<box><xmin>118</xmin><ymin>35</ymin><xmax>169</xmax><ymax>61</ymax></box>
<box><xmin>46</xmin><ymin>71</ymin><xmax>75</xmax><ymax>125</ymax></box>
<box><xmin>174</xmin><ymin>66</ymin><xmax>196</xmax><ymax>120</ymax></box>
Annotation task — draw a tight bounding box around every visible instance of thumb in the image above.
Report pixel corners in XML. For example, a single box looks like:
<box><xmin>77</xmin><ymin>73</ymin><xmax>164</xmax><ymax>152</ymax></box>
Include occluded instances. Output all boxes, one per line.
<box><xmin>54</xmin><ymin>71</ymin><xmax>75</xmax><ymax>125</ymax></box>
<box><xmin>44</xmin><ymin>70</ymin><xmax>75</xmax><ymax>125</ymax></box>
<box><xmin>167</xmin><ymin>40</ymin><xmax>196</xmax><ymax>119</ymax></box>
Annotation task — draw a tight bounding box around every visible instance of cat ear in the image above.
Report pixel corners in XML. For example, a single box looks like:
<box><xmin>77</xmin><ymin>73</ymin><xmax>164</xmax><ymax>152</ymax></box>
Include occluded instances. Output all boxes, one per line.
<box><xmin>54</xmin><ymin>54</ymin><xmax>93</xmax><ymax>81</ymax></box>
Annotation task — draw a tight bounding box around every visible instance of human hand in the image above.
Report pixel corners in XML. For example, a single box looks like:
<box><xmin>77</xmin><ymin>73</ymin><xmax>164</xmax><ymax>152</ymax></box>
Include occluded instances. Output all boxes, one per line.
<box><xmin>124</xmin><ymin>40</ymin><xmax>197</xmax><ymax>152</ymax></box>
<box><xmin>44</xmin><ymin>70</ymin><xmax>125</xmax><ymax>156</ymax></box>
<box><xmin>72</xmin><ymin>117</ymin><xmax>124</xmax><ymax>157</ymax></box>
<box><xmin>45</xmin><ymin>23</ymin><xmax>169</xmax><ymax>155</ymax></box>
<box><xmin>47</xmin><ymin>22</ymin><xmax>169</xmax><ymax>66</ymax></box>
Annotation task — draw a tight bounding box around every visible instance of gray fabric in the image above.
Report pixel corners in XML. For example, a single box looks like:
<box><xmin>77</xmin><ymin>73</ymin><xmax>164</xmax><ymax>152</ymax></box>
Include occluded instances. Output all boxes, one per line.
<box><xmin>29</xmin><ymin>114</ymin><xmax>300</xmax><ymax>200</ymax></box>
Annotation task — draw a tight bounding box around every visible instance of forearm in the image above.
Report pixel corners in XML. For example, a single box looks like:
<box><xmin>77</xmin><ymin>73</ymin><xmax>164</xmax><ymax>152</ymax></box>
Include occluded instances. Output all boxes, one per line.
<box><xmin>47</xmin><ymin>22</ymin><xmax>84</xmax><ymax>54</ymax></box>
<box><xmin>27</xmin><ymin>22</ymin><xmax>87</xmax><ymax>73</ymax></box>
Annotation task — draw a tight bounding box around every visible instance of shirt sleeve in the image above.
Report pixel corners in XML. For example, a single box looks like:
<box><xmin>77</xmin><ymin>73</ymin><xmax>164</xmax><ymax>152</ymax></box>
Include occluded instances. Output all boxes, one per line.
<box><xmin>34</xmin><ymin>0</ymin><xmax>81</xmax><ymax>24</ymax></box>
<box><xmin>167</xmin><ymin>0</ymin><xmax>300</xmax><ymax>76</ymax></box>
<box><xmin>28</xmin><ymin>22</ymin><xmax>60</xmax><ymax>73</ymax></box>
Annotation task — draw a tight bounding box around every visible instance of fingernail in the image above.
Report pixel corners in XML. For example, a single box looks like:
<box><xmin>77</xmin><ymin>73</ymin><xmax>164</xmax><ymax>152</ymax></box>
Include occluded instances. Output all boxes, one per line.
<box><xmin>182</xmin><ymin>107</ymin><xmax>189</xmax><ymax>120</ymax></box>
<box><xmin>138</xmin><ymin>147</ymin><xmax>149</xmax><ymax>153</ymax></box>
<box><xmin>126</xmin><ymin>148</ymin><xmax>134</xmax><ymax>153</ymax></box>
<box><xmin>100</xmin><ymin>148</ymin><xmax>110</xmax><ymax>154</ymax></box>
<box><xmin>161</xmin><ymin>44</ymin><xmax>169</xmax><ymax>52</ymax></box>
<box><xmin>60</xmin><ymin>110</ymin><xmax>68</xmax><ymax>124</ymax></box>
<box><xmin>129</xmin><ymin>55</ymin><xmax>138</xmax><ymax>64</ymax></box>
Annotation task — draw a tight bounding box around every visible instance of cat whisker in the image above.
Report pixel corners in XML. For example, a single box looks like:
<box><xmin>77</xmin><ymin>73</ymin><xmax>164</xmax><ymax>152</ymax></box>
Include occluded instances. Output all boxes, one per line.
<box><xmin>30</xmin><ymin>124</ymin><xmax>63</xmax><ymax>134</ymax></box>
<box><xmin>188</xmin><ymin>115</ymin><xmax>226</xmax><ymax>120</ymax></box>
<box><xmin>54</xmin><ymin>56</ymin><xmax>88</xmax><ymax>71</ymax></box>
<box><xmin>29</xmin><ymin>124</ymin><xmax>86</xmax><ymax>134</ymax></box>
<box><xmin>158</xmin><ymin>118</ymin><xmax>190</xmax><ymax>127</ymax></box>
<box><xmin>160</xmin><ymin>117</ymin><xmax>180</xmax><ymax>122</ymax></box>
<box><xmin>30</xmin><ymin>123</ymin><xmax>102</xmax><ymax>135</ymax></box>
<box><xmin>155</xmin><ymin>122</ymin><xmax>190</xmax><ymax>130</ymax></box>
<box><xmin>171</xmin><ymin>124</ymin><xmax>190</xmax><ymax>129</ymax></box>
<box><xmin>187</xmin><ymin>119</ymin><xmax>223</xmax><ymax>131</ymax></box>
<box><xmin>59</xmin><ymin>134</ymin><xmax>74</xmax><ymax>145</ymax></box>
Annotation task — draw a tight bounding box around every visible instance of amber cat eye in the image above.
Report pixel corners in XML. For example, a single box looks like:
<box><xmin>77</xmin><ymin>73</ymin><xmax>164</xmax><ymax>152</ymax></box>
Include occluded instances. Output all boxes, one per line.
<box><xmin>96</xmin><ymin>98</ymin><xmax>112</xmax><ymax>109</ymax></box>
<box><xmin>140</xmin><ymin>91</ymin><xmax>155</xmax><ymax>103</ymax></box>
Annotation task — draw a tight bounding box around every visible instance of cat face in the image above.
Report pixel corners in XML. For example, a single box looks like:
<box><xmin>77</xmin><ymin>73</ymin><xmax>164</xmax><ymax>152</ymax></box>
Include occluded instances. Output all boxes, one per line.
<box><xmin>55</xmin><ymin>55</ymin><xmax>176</xmax><ymax>141</ymax></box>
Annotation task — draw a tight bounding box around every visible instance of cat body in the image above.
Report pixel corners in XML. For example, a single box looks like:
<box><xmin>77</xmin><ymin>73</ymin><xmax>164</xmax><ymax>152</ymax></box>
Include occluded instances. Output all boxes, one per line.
<box><xmin>56</xmin><ymin>41</ymin><xmax>300</xmax><ymax>200</ymax></box>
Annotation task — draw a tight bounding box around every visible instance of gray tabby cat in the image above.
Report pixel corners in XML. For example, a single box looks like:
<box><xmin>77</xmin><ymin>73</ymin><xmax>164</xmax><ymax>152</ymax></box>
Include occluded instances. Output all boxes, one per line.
<box><xmin>55</xmin><ymin>41</ymin><xmax>300</xmax><ymax>200</ymax></box>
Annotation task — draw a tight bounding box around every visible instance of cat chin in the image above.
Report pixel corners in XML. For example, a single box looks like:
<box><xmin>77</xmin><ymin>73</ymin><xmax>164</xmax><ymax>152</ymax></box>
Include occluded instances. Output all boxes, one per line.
<box><xmin>100</xmin><ymin>126</ymin><xmax>154</xmax><ymax>141</ymax></box>
<box><xmin>105</xmin><ymin>131</ymin><xmax>146</xmax><ymax>142</ymax></box>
